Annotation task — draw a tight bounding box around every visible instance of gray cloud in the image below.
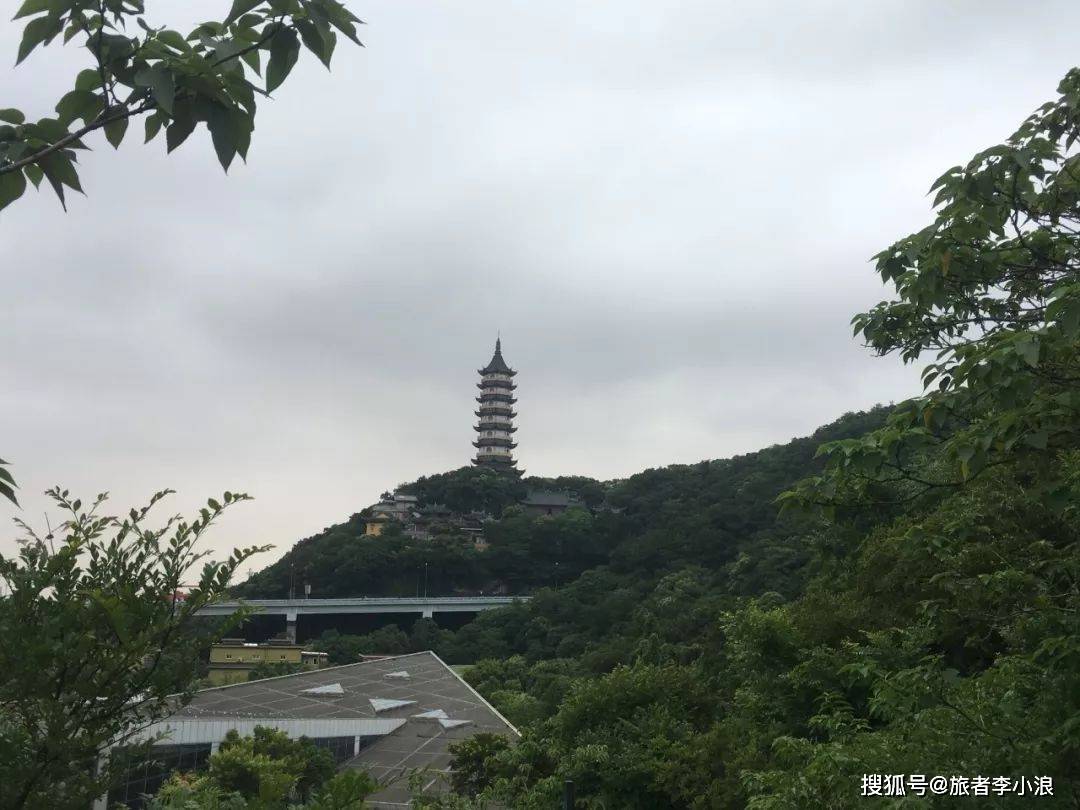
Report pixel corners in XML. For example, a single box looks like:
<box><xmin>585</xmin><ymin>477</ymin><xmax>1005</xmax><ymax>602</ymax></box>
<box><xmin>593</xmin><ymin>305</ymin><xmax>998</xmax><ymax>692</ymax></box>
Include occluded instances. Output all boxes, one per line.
<box><xmin>3</xmin><ymin>0</ymin><xmax>1078</xmax><ymax>576</ymax></box>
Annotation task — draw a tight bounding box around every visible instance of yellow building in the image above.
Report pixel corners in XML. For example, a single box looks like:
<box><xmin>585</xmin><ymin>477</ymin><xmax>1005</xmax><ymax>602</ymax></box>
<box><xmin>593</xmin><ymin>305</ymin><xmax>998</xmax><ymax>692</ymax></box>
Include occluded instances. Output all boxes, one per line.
<box><xmin>364</xmin><ymin>509</ymin><xmax>394</xmax><ymax>536</ymax></box>
<box><xmin>207</xmin><ymin>639</ymin><xmax>329</xmax><ymax>685</ymax></box>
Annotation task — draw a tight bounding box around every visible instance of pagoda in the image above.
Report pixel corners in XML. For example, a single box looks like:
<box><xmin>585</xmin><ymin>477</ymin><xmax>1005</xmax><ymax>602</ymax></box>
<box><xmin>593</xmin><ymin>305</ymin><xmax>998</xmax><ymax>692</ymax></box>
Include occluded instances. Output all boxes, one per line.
<box><xmin>473</xmin><ymin>338</ymin><xmax>521</xmax><ymax>475</ymax></box>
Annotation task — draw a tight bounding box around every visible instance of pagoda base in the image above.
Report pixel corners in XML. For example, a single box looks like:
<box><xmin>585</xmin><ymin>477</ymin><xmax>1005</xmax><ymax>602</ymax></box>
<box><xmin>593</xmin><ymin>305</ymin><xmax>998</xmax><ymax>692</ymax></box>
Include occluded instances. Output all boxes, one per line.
<box><xmin>472</xmin><ymin>458</ymin><xmax>524</xmax><ymax>477</ymax></box>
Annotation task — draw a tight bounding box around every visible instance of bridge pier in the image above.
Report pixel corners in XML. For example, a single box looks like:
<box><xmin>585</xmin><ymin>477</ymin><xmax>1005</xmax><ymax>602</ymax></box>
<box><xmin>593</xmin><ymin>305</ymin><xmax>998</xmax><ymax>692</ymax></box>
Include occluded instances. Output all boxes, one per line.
<box><xmin>285</xmin><ymin>610</ymin><xmax>298</xmax><ymax>643</ymax></box>
<box><xmin>421</xmin><ymin>608</ymin><xmax>434</xmax><ymax>619</ymax></box>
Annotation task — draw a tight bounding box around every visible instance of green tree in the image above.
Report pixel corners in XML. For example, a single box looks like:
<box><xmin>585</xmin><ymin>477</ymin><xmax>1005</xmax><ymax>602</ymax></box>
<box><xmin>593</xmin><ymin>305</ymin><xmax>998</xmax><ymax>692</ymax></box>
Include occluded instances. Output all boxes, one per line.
<box><xmin>0</xmin><ymin>487</ymin><xmax>265</xmax><ymax>809</ymax></box>
<box><xmin>148</xmin><ymin>729</ymin><xmax>376</xmax><ymax>809</ymax></box>
<box><xmin>445</xmin><ymin>733</ymin><xmax>512</xmax><ymax>799</ymax></box>
<box><xmin>212</xmin><ymin>727</ymin><xmax>335</xmax><ymax>802</ymax></box>
<box><xmin>247</xmin><ymin>659</ymin><xmax>316</xmax><ymax>680</ymax></box>
<box><xmin>0</xmin><ymin>0</ymin><xmax>363</xmax><ymax>211</ymax></box>
<box><xmin>784</xmin><ymin>70</ymin><xmax>1080</xmax><ymax>510</ymax></box>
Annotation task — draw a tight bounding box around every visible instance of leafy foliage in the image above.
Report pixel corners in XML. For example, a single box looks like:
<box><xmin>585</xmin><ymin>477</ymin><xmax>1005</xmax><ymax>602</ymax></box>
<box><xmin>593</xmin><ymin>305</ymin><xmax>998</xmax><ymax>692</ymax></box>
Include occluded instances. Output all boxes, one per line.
<box><xmin>0</xmin><ymin>487</ymin><xmax>265</xmax><ymax>809</ymax></box>
<box><xmin>247</xmin><ymin>659</ymin><xmax>316</xmax><ymax>680</ymax></box>
<box><xmin>783</xmin><ymin>69</ymin><xmax>1080</xmax><ymax>512</ymax></box>
<box><xmin>146</xmin><ymin>726</ymin><xmax>376</xmax><ymax>809</ymax></box>
<box><xmin>0</xmin><ymin>0</ymin><xmax>363</xmax><ymax>211</ymax></box>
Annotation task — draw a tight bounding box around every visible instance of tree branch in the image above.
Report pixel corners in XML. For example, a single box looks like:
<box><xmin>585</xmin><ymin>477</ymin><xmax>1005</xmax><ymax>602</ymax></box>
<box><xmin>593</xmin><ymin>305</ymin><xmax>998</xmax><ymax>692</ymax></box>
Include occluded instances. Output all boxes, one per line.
<box><xmin>0</xmin><ymin>101</ymin><xmax>152</xmax><ymax>176</ymax></box>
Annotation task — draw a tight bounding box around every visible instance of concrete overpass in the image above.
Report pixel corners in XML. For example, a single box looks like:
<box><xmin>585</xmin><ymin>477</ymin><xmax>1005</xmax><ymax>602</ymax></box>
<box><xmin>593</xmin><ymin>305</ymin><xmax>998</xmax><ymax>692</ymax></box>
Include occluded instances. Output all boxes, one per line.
<box><xmin>197</xmin><ymin>596</ymin><xmax>530</xmax><ymax>641</ymax></box>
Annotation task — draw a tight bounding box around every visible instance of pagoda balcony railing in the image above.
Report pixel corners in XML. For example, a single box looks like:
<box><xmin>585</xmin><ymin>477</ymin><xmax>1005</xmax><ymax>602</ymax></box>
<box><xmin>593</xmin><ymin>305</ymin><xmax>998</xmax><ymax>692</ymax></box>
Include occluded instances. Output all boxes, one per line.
<box><xmin>473</xmin><ymin>439</ymin><xmax>517</xmax><ymax>449</ymax></box>
<box><xmin>476</xmin><ymin>393</ymin><xmax>516</xmax><ymax>404</ymax></box>
<box><xmin>477</xmin><ymin>380</ymin><xmax>516</xmax><ymax>391</ymax></box>
<box><xmin>475</xmin><ymin>409</ymin><xmax>517</xmax><ymax>419</ymax></box>
<box><xmin>476</xmin><ymin>423</ymin><xmax>517</xmax><ymax>433</ymax></box>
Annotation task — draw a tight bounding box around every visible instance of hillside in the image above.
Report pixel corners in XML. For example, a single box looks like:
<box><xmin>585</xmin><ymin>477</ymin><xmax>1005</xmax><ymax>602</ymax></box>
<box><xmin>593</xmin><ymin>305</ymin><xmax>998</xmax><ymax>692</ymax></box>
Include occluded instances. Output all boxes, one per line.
<box><xmin>232</xmin><ymin>406</ymin><xmax>890</xmax><ymax>602</ymax></box>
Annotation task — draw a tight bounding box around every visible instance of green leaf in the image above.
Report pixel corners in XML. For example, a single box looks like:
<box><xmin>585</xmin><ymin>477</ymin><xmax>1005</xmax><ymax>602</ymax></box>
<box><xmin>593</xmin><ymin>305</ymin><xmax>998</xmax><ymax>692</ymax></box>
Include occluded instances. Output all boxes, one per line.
<box><xmin>156</xmin><ymin>29</ymin><xmax>190</xmax><ymax>53</ymax></box>
<box><xmin>0</xmin><ymin>480</ymin><xmax>17</xmax><ymax>505</ymax></box>
<box><xmin>24</xmin><ymin>163</ymin><xmax>43</xmax><ymax>188</ymax></box>
<box><xmin>1014</xmin><ymin>334</ymin><xmax>1040</xmax><ymax>367</ymax></box>
<box><xmin>240</xmin><ymin>46</ymin><xmax>261</xmax><ymax>76</ymax></box>
<box><xmin>74</xmin><ymin>68</ymin><xmax>101</xmax><ymax>92</ymax></box>
<box><xmin>134</xmin><ymin>64</ymin><xmax>175</xmax><ymax>115</ymax></box>
<box><xmin>41</xmin><ymin>151</ymin><xmax>82</xmax><ymax>192</ymax></box>
<box><xmin>296</xmin><ymin>18</ymin><xmax>335</xmax><ymax>69</ymax></box>
<box><xmin>37</xmin><ymin>151</ymin><xmax>82</xmax><ymax>209</ymax></box>
<box><xmin>265</xmin><ymin>26</ymin><xmax>299</xmax><ymax>93</ymax></box>
<box><xmin>54</xmin><ymin>90</ymin><xmax>103</xmax><ymax>127</ymax></box>
<box><xmin>17</xmin><ymin>14</ymin><xmax>62</xmax><ymax>65</ymax></box>
<box><xmin>225</xmin><ymin>0</ymin><xmax>264</xmax><ymax>25</ymax></box>
<box><xmin>0</xmin><ymin>169</ymin><xmax>27</xmax><ymax>212</ymax></box>
<box><xmin>205</xmin><ymin>106</ymin><xmax>253</xmax><ymax>171</ymax></box>
<box><xmin>314</xmin><ymin>0</ymin><xmax>363</xmax><ymax>45</ymax></box>
<box><xmin>144</xmin><ymin>112</ymin><xmax>164</xmax><ymax>143</ymax></box>
<box><xmin>26</xmin><ymin>117</ymin><xmax>68</xmax><ymax>142</ymax></box>
<box><xmin>0</xmin><ymin>109</ymin><xmax>25</xmax><ymax>125</ymax></box>
<box><xmin>104</xmin><ymin>116</ymin><xmax>128</xmax><ymax>149</ymax></box>
<box><xmin>13</xmin><ymin>0</ymin><xmax>49</xmax><ymax>20</ymax></box>
<box><xmin>165</xmin><ymin>107</ymin><xmax>197</xmax><ymax>153</ymax></box>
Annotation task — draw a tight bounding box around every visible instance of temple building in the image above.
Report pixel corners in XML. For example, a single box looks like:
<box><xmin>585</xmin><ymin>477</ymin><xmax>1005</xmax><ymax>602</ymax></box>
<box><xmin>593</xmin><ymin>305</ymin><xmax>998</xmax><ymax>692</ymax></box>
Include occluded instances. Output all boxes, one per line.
<box><xmin>473</xmin><ymin>338</ymin><xmax>522</xmax><ymax>476</ymax></box>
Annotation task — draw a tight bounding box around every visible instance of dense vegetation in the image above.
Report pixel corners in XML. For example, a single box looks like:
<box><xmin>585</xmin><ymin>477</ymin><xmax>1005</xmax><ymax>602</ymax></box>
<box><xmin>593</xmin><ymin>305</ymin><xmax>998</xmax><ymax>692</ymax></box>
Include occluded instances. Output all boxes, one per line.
<box><xmin>235</xmin><ymin>408</ymin><xmax>887</xmax><ymax>603</ymax></box>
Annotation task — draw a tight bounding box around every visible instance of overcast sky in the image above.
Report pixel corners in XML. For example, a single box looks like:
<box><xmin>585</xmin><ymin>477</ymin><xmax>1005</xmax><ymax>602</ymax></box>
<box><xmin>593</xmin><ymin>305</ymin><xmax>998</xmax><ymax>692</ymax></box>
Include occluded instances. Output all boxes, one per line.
<box><xmin>3</xmin><ymin>1</ymin><xmax>1079</xmax><ymax>578</ymax></box>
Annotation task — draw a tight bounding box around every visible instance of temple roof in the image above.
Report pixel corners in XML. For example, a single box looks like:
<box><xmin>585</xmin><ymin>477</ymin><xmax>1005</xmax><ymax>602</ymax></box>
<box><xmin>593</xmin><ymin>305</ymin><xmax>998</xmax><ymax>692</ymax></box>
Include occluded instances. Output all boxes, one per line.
<box><xmin>478</xmin><ymin>338</ymin><xmax>516</xmax><ymax>376</ymax></box>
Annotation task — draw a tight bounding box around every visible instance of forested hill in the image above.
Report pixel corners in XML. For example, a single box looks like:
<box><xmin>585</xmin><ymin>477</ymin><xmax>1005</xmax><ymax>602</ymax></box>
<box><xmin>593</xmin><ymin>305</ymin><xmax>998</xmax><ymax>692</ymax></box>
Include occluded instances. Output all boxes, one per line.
<box><xmin>232</xmin><ymin>406</ymin><xmax>890</xmax><ymax>600</ymax></box>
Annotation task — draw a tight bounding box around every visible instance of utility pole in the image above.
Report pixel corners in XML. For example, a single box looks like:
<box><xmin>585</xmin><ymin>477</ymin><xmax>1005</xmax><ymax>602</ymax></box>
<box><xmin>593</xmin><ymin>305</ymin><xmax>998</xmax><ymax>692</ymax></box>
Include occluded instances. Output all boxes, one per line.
<box><xmin>289</xmin><ymin>563</ymin><xmax>295</xmax><ymax>601</ymax></box>
<box><xmin>423</xmin><ymin>562</ymin><xmax>429</xmax><ymax>598</ymax></box>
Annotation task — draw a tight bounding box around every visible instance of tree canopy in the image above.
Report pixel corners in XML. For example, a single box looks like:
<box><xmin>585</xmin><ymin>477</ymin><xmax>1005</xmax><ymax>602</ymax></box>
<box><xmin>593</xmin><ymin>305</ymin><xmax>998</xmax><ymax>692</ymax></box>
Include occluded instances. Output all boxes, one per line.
<box><xmin>0</xmin><ymin>0</ymin><xmax>363</xmax><ymax>211</ymax></box>
<box><xmin>0</xmin><ymin>488</ymin><xmax>264</xmax><ymax>809</ymax></box>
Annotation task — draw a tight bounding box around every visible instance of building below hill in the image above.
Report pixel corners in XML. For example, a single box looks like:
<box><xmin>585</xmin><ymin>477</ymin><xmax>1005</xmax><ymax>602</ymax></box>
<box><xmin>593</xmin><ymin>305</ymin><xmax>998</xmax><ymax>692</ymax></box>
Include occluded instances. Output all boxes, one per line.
<box><xmin>521</xmin><ymin>489</ymin><xmax>586</xmax><ymax>517</ymax></box>
<box><xmin>364</xmin><ymin>489</ymin><xmax>492</xmax><ymax>549</ymax></box>
<box><xmin>364</xmin><ymin>491</ymin><xmax>420</xmax><ymax>536</ymax></box>
<box><xmin>207</xmin><ymin>638</ymin><xmax>329</xmax><ymax>685</ymax></box>
<box><xmin>101</xmin><ymin>651</ymin><xmax>519</xmax><ymax>809</ymax></box>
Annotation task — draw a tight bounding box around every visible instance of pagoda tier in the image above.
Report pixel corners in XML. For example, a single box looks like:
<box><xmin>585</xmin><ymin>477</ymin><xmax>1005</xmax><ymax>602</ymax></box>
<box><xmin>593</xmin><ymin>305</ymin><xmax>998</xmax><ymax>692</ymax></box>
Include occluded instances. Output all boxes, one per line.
<box><xmin>475</xmin><ymin>406</ymin><xmax>516</xmax><ymax>417</ymax></box>
<box><xmin>476</xmin><ymin>422</ymin><xmax>517</xmax><ymax>433</ymax></box>
<box><xmin>473</xmin><ymin>338</ymin><xmax>521</xmax><ymax>475</ymax></box>
<box><xmin>476</xmin><ymin>392</ymin><xmax>516</xmax><ymax>405</ymax></box>
<box><xmin>473</xmin><ymin>438</ymin><xmax>517</xmax><ymax>449</ymax></box>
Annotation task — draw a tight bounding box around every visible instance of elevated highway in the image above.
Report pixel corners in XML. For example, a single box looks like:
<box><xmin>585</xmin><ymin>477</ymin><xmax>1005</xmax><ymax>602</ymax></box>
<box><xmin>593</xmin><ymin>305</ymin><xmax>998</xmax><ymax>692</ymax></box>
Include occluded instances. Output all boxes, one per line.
<box><xmin>197</xmin><ymin>596</ymin><xmax>529</xmax><ymax>641</ymax></box>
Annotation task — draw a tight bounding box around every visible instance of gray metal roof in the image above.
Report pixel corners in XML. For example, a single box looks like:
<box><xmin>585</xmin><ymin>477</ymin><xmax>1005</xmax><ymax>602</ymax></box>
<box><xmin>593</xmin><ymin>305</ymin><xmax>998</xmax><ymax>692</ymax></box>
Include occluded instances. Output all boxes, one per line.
<box><xmin>522</xmin><ymin>490</ymin><xmax>583</xmax><ymax>507</ymax></box>
<box><xmin>174</xmin><ymin>651</ymin><xmax>517</xmax><ymax>806</ymax></box>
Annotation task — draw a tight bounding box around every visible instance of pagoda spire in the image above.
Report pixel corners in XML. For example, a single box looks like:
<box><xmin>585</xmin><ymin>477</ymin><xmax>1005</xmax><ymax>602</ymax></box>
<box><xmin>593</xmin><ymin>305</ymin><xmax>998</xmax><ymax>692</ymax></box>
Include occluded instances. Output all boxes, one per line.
<box><xmin>473</xmin><ymin>338</ymin><xmax>521</xmax><ymax>475</ymax></box>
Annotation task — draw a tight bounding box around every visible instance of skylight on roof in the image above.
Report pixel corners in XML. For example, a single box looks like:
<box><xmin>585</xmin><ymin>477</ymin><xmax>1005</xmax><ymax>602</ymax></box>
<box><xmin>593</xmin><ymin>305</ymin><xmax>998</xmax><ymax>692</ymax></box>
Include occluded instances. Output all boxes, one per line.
<box><xmin>439</xmin><ymin>718</ymin><xmax>472</xmax><ymax>729</ymax></box>
<box><xmin>384</xmin><ymin>670</ymin><xmax>411</xmax><ymax>680</ymax></box>
<box><xmin>370</xmin><ymin>698</ymin><xmax>417</xmax><ymax>713</ymax></box>
<box><xmin>412</xmin><ymin>709</ymin><xmax>449</xmax><ymax>719</ymax></box>
<box><xmin>301</xmin><ymin>683</ymin><xmax>344</xmax><ymax>695</ymax></box>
